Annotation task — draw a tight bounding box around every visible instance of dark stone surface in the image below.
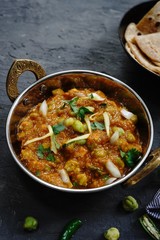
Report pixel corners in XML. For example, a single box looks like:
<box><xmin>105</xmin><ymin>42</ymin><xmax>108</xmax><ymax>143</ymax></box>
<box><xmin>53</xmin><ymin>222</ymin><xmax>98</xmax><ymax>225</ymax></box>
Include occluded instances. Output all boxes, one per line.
<box><xmin>0</xmin><ymin>0</ymin><xmax>160</xmax><ymax>239</ymax></box>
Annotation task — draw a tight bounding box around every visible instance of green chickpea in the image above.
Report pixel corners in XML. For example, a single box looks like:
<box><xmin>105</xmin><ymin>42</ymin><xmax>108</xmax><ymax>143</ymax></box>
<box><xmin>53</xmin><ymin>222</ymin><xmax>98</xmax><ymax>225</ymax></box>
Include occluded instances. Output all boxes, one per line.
<box><xmin>126</xmin><ymin>131</ymin><xmax>136</xmax><ymax>143</ymax></box>
<box><xmin>64</xmin><ymin>117</ymin><xmax>75</xmax><ymax>127</ymax></box>
<box><xmin>112</xmin><ymin>127</ymin><xmax>124</xmax><ymax>135</ymax></box>
<box><xmin>92</xmin><ymin>148</ymin><xmax>107</xmax><ymax>158</ymax></box>
<box><xmin>72</xmin><ymin>119</ymin><xmax>85</xmax><ymax>133</ymax></box>
<box><xmin>65</xmin><ymin>159</ymin><xmax>80</xmax><ymax>172</ymax></box>
<box><xmin>122</xmin><ymin>195</ymin><xmax>139</xmax><ymax>212</ymax></box>
<box><xmin>23</xmin><ymin>216</ymin><xmax>38</xmax><ymax>231</ymax></box>
<box><xmin>104</xmin><ymin>227</ymin><xmax>120</xmax><ymax>240</ymax></box>
<box><xmin>77</xmin><ymin>173</ymin><xmax>88</xmax><ymax>186</ymax></box>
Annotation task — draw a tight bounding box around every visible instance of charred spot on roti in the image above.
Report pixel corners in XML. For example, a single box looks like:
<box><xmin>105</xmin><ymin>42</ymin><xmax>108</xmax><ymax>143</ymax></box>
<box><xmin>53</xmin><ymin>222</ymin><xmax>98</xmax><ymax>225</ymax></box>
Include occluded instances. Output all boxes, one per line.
<box><xmin>124</xmin><ymin>22</ymin><xmax>142</xmax><ymax>42</ymax></box>
<box><xmin>155</xmin><ymin>21</ymin><xmax>160</xmax><ymax>27</ymax></box>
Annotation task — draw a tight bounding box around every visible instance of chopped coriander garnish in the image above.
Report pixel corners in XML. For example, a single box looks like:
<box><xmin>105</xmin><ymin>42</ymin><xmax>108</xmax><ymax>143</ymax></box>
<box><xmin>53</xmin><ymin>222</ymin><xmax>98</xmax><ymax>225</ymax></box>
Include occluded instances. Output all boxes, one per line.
<box><xmin>46</xmin><ymin>153</ymin><xmax>55</xmax><ymax>161</ymax></box>
<box><xmin>72</xmin><ymin>182</ymin><xmax>79</xmax><ymax>187</ymax></box>
<box><xmin>52</xmin><ymin>122</ymin><xmax>65</xmax><ymax>135</ymax></box>
<box><xmin>64</xmin><ymin>97</ymin><xmax>79</xmax><ymax>113</ymax></box>
<box><xmin>90</xmin><ymin>93</ymin><xmax>94</xmax><ymax>99</ymax></box>
<box><xmin>37</xmin><ymin>144</ymin><xmax>45</xmax><ymax>159</ymax></box>
<box><xmin>37</xmin><ymin>144</ymin><xmax>55</xmax><ymax>162</ymax></box>
<box><xmin>101</xmin><ymin>174</ymin><xmax>110</xmax><ymax>180</ymax></box>
<box><xmin>120</xmin><ymin>148</ymin><xmax>142</xmax><ymax>168</ymax></box>
<box><xmin>91</xmin><ymin>122</ymin><xmax>105</xmax><ymax>130</ymax></box>
<box><xmin>77</xmin><ymin>106</ymin><xmax>93</xmax><ymax>121</ymax></box>
<box><xmin>35</xmin><ymin>170</ymin><xmax>41</xmax><ymax>176</ymax></box>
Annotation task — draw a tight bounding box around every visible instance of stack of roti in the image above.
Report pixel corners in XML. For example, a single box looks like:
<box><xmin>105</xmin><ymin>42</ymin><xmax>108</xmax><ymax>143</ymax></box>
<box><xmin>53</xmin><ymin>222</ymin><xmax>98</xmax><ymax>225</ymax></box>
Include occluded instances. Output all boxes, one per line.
<box><xmin>124</xmin><ymin>1</ymin><xmax>160</xmax><ymax>75</ymax></box>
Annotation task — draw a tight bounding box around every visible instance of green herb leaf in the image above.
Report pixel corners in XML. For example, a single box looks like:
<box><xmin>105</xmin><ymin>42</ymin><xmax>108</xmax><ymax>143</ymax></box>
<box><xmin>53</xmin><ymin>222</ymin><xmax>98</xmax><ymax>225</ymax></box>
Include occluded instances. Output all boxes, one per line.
<box><xmin>37</xmin><ymin>144</ymin><xmax>45</xmax><ymax>159</ymax></box>
<box><xmin>101</xmin><ymin>174</ymin><xmax>110</xmax><ymax>180</ymax></box>
<box><xmin>46</xmin><ymin>153</ymin><xmax>55</xmax><ymax>162</ymax></box>
<box><xmin>77</xmin><ymin>107</ymin><xmax>93</xmax><ymax>121</ymax></box>
<box><xmin>91</xmin><ymin>122</ymin><xmax>105</xmax><ymax>130</ymax></box>
<box><xmin>52</xmin><ymin>123</ymin><xmax>65</xmax><ymax>135</ymax></box>
<box><xmin>72</xmin><ymin>182</ymin><xmax>79</xmax><ymax>187</ymax></box>
<box><xmin>120</xmin><ymin>148</ymin><xmax>142</xmax><ymax>168</ymax></box>
<box><xmin>37</xmin><ymin>144</ymin><xmax>55</xmax><ymax>161</ymax></box>
<box><xmin>65</xmin><ymin>97</ymin><xmax>79</xmax><ymax>113</ymax></box>
<box><xmin>35</xmin><ymin>170</ymin><xmax>41</xmax><ymax>176</ymax></box>
<box><xmin>90</xmin><ymin>93</ymin><xmax>94</xmax><ymax>99</ymax></box>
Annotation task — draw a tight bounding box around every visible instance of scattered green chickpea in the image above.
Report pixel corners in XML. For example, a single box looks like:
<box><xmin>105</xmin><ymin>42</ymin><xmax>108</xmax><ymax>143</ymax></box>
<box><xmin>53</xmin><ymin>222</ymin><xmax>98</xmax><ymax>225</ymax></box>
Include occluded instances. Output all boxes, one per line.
<box><xmin>92</xmin><ymin>148</ymin><xmax>107</xmax><ymax>158</ymax></box>
<box><xmin>104</xmin><ymin>227</ymin><xmax>120</xmax><ymax>240</ymax></box>
<box><xmin>122</xmin><ymin>195</ymin><xmax>139</xmax><ymax>212</ymax></box>
<box><xmin>72</xmin><ymin>119</ymin><xmax>85</xmax><ymax>133</ymax></box>
<box><xmin>126</xmin><ymin>131</ymin><xmax>136</xmax><ymax>143</ymax></box>
<box><xmin>64</xmin><ymin>117</ymin><xmax>75</xmax><ymax>127</ymax></box>
<box><xmin>77</xmin><ymin>173</ymin><xmax>88</xmax><ymax>186</ymax></box>
<box><xmin>23</xmin><ymin>216</ymin><xmax>38</xmax><ymax>231</ymax></box>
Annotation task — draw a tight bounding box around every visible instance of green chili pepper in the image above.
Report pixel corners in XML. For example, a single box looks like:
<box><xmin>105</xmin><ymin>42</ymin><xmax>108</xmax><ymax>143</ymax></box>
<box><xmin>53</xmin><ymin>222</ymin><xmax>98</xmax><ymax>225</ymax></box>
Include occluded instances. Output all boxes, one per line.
<box><xmin>139</xmin><ymin>214</ymin><xmax>160</xmax><ymax>240</ymax></box>
<box><xmin>58</xmin><ymin>218</ymin><xmax>82</xmax><ymax>240</ymax></box>
<box><xmin>23</xmin><ymin>216</ymin><xmax>38</xmax><ymax>231</ymax></box>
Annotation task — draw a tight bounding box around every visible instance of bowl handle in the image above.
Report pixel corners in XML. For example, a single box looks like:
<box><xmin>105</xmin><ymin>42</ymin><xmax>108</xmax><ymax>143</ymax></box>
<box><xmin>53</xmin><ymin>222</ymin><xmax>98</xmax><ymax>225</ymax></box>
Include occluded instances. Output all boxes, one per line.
<box><xmin>123</xmin><ymin>148</ymin><xmax>160</xmax><ymax>187</ymax></box>
<box><xmin>6</xmin><ymin>59</ymin><xmax>46</xmax><ymax>102</ymax></box>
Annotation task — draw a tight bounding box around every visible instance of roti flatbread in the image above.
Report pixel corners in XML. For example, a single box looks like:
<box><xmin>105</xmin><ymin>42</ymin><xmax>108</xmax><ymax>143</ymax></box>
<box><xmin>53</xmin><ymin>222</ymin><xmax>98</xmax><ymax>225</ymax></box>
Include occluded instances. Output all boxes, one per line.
<box><xmin>124</xmin><ymin>22</ymin><xmax>142</xmax><ymax>42</ymax></box>
<box><xmin>125</xmin><ymin>41</ymin><xmax>160</xmax><ymax>75</ymax></box>
<box><xmin>134</xmin><ymin>32</ymin><xmax>160</xmax><ymax>63</ymax></box>
<box><xmin>124</xmin><ymin>1</ymin><xmax>160</xmax><ymax>75</ymax></box>
<box><xmin>136</xmin><ymin>1</ymin><xmax>160</xmax><ymax>34</ymax></box>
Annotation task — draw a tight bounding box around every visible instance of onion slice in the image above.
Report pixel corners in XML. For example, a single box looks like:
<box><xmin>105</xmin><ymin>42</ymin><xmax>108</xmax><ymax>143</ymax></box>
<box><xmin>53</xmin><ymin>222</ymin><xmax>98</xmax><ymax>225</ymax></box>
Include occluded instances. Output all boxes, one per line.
<box><xmin>105</xmin><ymin>160</ymin><xmax>121</xmax><ymax>178</ymax></box>
<box><xmin>121</xmin><ymin>108</ymin><xmax>135</xmax><ymax>120</ymax></box>
<box><xmin>65</xmin><ymin>133</ymin><xmax>90</xmax><ymax>145</ymax></box>
<box><xmin>110</xmin><ymin>130</ymin><xmax>119</xmax><ymax>144</ymax></box>
<box><xmin>24</xmin><ymin>125</ymin><xmax>59</xmax><ymax>154</ymax></box>
<box><xmin>24</xmin><ymin>125</ymin><xmax>52</xmax><ymax>146</ymax></box>
<box><xmin>48</xmin><ymin>125</ymin><xmax>58</xmax><ymax>154</ymax></box>
<box><xmin>84</xmin><ymin>116</ymin><xmax>92</xmax><ymax>133</ymax></box>
<box><xmin>88</xmin><ymin>92</ymin><xmax>105</xmax><ymax>101</ymax></box>
<box><xmin>103</xmin><ymin>112</ymin><xmax>110</xmax><ymax>136</ymax></box>
<box><xmin>105</xmin><ymin>177</ymin><xmax>117</xmax><ymax>185</ymax></box>
<box><xmin>58</xmin><ymin>169</ymin><xmax>73</xmax><ymax>188</ymax></box>
<box><xmin>39</xmin><ymin>100</ymin><xmax>48</xmax><ymax>117</ymax></box>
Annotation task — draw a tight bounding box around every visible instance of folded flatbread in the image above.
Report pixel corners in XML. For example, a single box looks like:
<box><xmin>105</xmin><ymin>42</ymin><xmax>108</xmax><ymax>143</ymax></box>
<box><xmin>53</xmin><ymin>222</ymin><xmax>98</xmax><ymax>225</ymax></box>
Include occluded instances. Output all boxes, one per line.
<box><xmin>125</xmin><ymin>41</ymin><xmax>160</xmax><ymax>75</ymax></box>
<box><xmin>136</xmin><ymin>1</ymin><xmax>160</xmax><ymax>34</ymax></box>
<box><xmin>134</xmin><ymin>32</ymin><xmax>160</xmax><ymax>63</ymax></box>
<box><xmin>124</xmin><ymin>23</ymin><xmax>142</xmax><ymax>42</ymax></box>
<box><xmin>124</xmin><ymin>1</ymin><xmax>160</xmax><ymax>75</ymax></box>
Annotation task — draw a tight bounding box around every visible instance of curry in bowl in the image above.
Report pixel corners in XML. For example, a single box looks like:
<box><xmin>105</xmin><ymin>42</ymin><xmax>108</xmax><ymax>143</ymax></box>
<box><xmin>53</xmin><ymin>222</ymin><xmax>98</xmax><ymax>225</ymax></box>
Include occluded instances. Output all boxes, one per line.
<box><xmin>6</xmin><ymin>61</ymin><xmax>154</xmax><ymax>192</ymax></box>
<box><xmin>17</xmin><ymin>87</ymin><xmax>142</xmax><ymax>189</ymax></box>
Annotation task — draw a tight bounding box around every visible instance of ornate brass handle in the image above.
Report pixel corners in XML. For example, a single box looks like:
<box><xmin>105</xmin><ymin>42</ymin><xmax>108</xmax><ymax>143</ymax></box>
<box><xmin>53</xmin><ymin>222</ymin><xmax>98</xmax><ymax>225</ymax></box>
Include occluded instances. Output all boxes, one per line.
<box><xmin>124</xmin><ymin>148</ymin><xmax>160</xmax><ymax>187</ymax></box>
<box><xmin>6</xmin><ymin>59</ymin><xmax>46</xmax><ymax>102</ymax></box>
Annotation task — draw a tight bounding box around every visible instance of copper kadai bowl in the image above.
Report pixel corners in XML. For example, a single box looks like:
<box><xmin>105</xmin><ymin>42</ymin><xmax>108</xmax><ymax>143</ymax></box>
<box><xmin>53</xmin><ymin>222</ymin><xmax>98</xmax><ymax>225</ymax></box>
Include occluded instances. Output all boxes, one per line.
<box><xmin>6</xmin><ymin>59</ymin><xmax>160</xmax><ymax>193</ymax></box>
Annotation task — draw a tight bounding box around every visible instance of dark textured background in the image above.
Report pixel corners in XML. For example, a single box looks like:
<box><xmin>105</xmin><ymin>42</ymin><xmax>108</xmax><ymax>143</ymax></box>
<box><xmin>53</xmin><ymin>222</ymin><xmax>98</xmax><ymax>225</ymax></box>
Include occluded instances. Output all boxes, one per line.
<box><xmin>0</xmin><ymin>0</ymin><xmax>160</xmax><ymax>239</ymax></box>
